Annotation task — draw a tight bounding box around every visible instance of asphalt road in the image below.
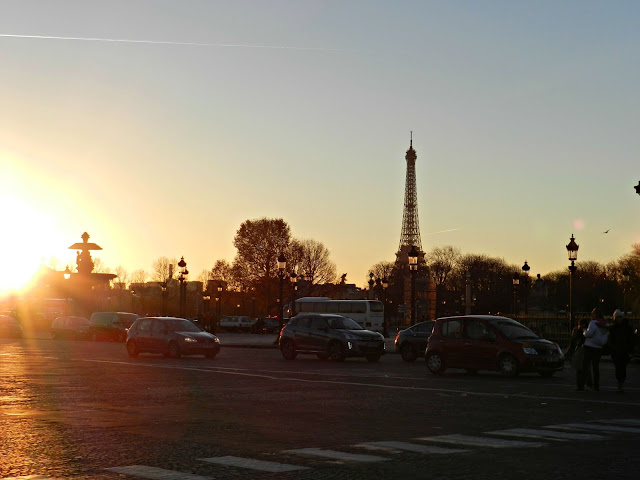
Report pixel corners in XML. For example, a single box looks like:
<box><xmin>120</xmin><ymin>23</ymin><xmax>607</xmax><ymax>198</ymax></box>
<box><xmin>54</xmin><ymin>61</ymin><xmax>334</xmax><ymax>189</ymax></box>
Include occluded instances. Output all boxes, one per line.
<box><xmin>1</xmin><ymin>334</ymin><xmax>639</xmax><ymax>480</ymax></box>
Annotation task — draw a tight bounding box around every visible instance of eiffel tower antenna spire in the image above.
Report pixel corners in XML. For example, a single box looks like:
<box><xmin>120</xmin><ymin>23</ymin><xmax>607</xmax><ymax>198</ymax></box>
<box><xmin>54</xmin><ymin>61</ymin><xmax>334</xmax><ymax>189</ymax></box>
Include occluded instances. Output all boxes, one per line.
<box><xmin>398</xmin><ymin>133</ymin><xmax>422</xmax><ymax>252</ymax></box>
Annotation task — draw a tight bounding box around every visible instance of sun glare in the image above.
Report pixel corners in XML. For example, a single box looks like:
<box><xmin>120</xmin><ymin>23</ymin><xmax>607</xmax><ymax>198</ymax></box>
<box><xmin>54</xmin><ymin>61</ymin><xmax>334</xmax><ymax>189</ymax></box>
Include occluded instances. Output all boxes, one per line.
<box><xmin>0</xmin><ymin>193</ymin><xmax>64</xmax><ymax>296</ymax></box>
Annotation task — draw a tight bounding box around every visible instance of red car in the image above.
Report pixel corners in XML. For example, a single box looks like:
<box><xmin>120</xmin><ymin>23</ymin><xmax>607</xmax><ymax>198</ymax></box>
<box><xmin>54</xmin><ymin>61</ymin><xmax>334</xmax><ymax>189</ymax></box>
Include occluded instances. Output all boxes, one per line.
<box><xmin>425</xmin><ymin>315</ymin><xmax>564</xmax><ymax>377</ymax></box>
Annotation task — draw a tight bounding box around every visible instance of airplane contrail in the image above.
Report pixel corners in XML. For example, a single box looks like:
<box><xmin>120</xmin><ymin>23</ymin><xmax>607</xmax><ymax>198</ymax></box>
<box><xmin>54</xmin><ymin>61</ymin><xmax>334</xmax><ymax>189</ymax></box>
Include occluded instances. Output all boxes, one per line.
<box><xmin>425</xmin><ymin>228</ymin><xmax>460</xmax><ymax>236</ymax></box>
<box><xmin>0</xmin><ymin>33</ymin><xmax>346</xmax><ymax>52</ymax></box>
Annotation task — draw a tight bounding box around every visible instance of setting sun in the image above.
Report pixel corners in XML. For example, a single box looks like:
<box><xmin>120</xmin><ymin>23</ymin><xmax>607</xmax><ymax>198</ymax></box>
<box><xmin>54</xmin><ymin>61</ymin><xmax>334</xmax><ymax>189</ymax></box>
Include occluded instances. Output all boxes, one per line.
<box><xmin>0</xmin><ymin>191</ymin><xmax>66</xmax><ymax>296</ymax></box>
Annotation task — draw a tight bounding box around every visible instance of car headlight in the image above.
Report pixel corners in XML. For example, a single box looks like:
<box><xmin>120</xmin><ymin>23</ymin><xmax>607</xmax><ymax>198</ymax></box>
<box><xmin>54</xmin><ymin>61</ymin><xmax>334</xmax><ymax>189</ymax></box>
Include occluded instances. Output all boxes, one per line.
<box><xmin>522</xmin><ymin>345</ymin><xmax>538</xmax><ymax>355</ymax></box>
<box><xmin>213</xmin><ymin>337</ymin><xmax>220</xmax><ymax>343</ymax></box>
<box><xmin>183</xmin><ymin>337</ymin><xmax>198</xmax><ymax>343</ymax></box>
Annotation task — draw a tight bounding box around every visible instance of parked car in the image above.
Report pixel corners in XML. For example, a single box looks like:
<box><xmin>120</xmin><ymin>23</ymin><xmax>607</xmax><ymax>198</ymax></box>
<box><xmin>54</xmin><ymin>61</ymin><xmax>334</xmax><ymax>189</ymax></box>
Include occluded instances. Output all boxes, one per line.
<box><xmin>88</xmin><ymin>312</ymin><xmax>140</xmax><ymax>342</ymax></box>
<box><xmin>126</xmin><ymin>316</ymin><xmax>220</xmax><ymax>359</ymax></box>
<box><xmin>279</xmin><ymin>313</ymin><xmax>385</xmax><ymax>362</ymax></box>
<box><xmin>218</xmin><ymin>315</ymin><xmax>254</xmax><ymax>332</ymax></box>
<box><xmin>51</xmin><ymin>316</ymin><xmax>90</xmax><ymax>340</ymax></box>
<box><xmin>252</xmin><ymin>317</ymin><xmax>283</xmax><ymax>334</ymax></box>
<box><xmin>425</xmin><ymin>315</ymin><xmax>564</xmax><ymax>377</ymax></box>
<box><xmin>0</xmin><ymin>315</ymin><xmax>23</xmax><ymax>338</ymax></box>
<box><xmin>394</xmin><ymin>320</ymin><xmax>435</xmax><ymax>362</ymax></box>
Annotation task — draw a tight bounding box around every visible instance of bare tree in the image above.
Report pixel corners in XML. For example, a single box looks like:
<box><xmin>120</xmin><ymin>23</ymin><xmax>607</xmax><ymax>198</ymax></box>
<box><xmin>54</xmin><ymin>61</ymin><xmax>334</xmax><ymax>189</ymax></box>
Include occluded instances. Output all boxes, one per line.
<box><xmin>152</xmin><ymin>256</ymin><xmax>178</xmax><ymax>282</ymax></box>
<box><xmin>425</xmin><ymin>246</ymin><xmax>461</xmax><ymax>287</ymax></box>
<box><xmin>114</xmin><ymin>266</ymin><xmax>129</xmax><ymax>289</ymax></box>
<box><xmin>297</xmin><ymin>239</ymin><xmax>337</xmax><ymax>286</ymax></box>
<box><xmin>92</xmin><ymin>257</ymin><xmax>111</xmax><ymax>274</ymax></box>
<box><xmin>367</xmin><ymin>261</ymin><xmax>395</xmax><ymax>284</ymax></box>
<box><xmin>130</xmin><ymin>269</ymin><xmax>148</xmax><ymax>284</ymax></box>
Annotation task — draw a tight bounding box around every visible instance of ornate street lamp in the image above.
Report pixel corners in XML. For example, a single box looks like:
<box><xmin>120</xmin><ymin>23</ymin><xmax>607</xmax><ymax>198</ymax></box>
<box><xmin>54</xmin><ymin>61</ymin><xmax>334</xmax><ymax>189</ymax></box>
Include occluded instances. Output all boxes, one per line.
<box><xmin>408</xmin><ymin>245</ymin><xmax>419</xmax><ymax>325</ymax></box>
<box><xmin>202</xmin><ymin>292</ymin><xmax>211</xmax><ymax>330</ymax></box>
<box><xmin>215</xmin><ymin>283</ymin><xmax>223</xmax><ymax>331</ymax></box>
<box><xmin>522</xmin><ymin>261</ymin><xmax>530</xmax><ymax>314</ymax></box>
<box><xmin>177</xmin><ymin>256</ymin><xmax>188</xmax><ymax>317</ymax></box>
<box><xmin>277</xmin><ymin>253</ymin><xmax>286</xmax><ymax>322</ymax></box>
<box><xmin>566</xmin><ymin>234</ymin><xmax>579</xmax><ymax>329</ymax></box>
<box><xmin>512</xmin><ymin>272</ymin><xmax>520</xmax><ymax>315</ymax></box>
<box><xmin>161</xmin><ymin>282</ymin><xmax>167</xmax><ymax>315</ymax></box>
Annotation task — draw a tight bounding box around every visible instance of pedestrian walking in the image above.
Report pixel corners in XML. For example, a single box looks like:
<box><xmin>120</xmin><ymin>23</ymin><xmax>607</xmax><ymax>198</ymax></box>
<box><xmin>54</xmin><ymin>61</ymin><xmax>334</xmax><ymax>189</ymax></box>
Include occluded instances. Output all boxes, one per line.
<box><xmin>608</xmin><ymin>309</ymin><xmax>635</xmax><ymax>393</ymax></box>
<box><xmin>577</xmin><ymin>307</ymin><xmax>609</xmax><ymax>391</ymax></box>
<box><xmin>567</xmin><ymin>319</ymin><xmax>592</xmax><ymax>389</ymax></box>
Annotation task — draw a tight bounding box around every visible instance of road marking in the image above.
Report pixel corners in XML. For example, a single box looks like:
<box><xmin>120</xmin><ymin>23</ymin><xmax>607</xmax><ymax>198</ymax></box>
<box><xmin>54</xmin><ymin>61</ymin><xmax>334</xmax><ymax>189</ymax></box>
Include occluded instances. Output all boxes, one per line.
<box><xmin>487</xmin><ymin>428</ymin><xmax>605</xmax><ymax>441</ymax></box>
<box><xmin>545</xmin><ymin>423</ymin><xmax>640</xmax><ymax>434</ymax></box>
<box><xmin>358</xmin><ymin>441</ymin><xmax>467</xmax><ymax>454</ymax></box>
<box><xmin>105</xmin><ymin>465</ymin><xmax>212</xmax><ymax>479</ymax></box>
<box><xmin>2</xmin><ymin>476</ymin><xmax>59</xmax><ymax>479</ymax></box>
<box><xmin>199</xmin><ymin>456</ymin><xmax>309</xmax><ymax>472</ymax></box>
<box><xmin>285</xmin><ymin>448</ymin><xmax>389</xmax><ymax>462</ymax></box>
<box><xmin>418</xmin><ymin>434</ymin><xmax>544</xmax><ymax>448</ymax></box>
<box><xmin>79</xmin><ymin>359</ymin><xmax>640</xmax><ymax>407</ymax></box>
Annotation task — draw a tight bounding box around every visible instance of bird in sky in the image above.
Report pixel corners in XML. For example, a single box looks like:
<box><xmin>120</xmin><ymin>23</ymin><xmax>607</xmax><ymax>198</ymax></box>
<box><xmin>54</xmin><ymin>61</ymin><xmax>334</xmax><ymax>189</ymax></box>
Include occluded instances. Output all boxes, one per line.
<box><xmin>603</xmin><ymin>229</ymin><xmax>610</xmax><ymax>234</ymax></box>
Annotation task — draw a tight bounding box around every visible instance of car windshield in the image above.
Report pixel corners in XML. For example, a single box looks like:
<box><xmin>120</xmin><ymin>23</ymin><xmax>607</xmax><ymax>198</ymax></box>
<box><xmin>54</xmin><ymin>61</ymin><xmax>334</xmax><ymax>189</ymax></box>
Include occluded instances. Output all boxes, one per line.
<box><xmin>493</xmin><ymin>320</ymin><xmax>539</xmax><ymax>340</ymax></box>
<box><xmin>327</xmin><ymin>316</ymin><xmax>363</xmax><ymax>330</ymax></box>
<box><xmin>162</xmin><ymin>319</ymin><xmax>202</xmax><ymax>333</ymax></box>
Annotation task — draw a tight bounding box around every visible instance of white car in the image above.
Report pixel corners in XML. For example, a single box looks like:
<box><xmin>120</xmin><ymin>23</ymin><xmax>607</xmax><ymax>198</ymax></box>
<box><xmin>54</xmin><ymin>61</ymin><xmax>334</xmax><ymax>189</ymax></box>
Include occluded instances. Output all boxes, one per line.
<box><xmin>218</xmin><ymin>315</ymin><xmax>254</xmax><ymax>332</ymax></box>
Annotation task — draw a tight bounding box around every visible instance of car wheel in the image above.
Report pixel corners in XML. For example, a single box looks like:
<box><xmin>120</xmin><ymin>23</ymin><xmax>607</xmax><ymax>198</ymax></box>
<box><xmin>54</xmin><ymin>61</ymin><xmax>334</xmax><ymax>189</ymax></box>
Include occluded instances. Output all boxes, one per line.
<box><xmin>316</xmin><ymin>353</ymin><xmax>329</xmax><ymax>360</ymax></box>
<box><xmin>538</xmin><ymin>371</ymin><xmax>554</xmax><ymax>378</ymax></box>
<box><xmin>168</xmin><ymin>341</ymin><xmax>181</xmax><ymax>359</ymax></box>
<box><xmin>366</xmin><ymin>354</ymin><xmax>381</xmax><ymax>363</ymax></box>
<box><xmin>498</xmin><ymin>354</ymin><xmax>519</xmax><ymax>377</ymax></box>
<box><xmin>400</xmin><ymin>343</ymin><xmax>417</xmax><ymax>362</ymax></box>
<box><xmin>280</xmin><ymin>339</ymin><xmax>297</xmax><ymax>360</ymax></box>
<box><xmin>126</xmin><ymin>340</ymin><xmax>139</xmax><ymax>358</ymax></box>
<box><xmin>328</xmin><ymin>342</ymin><xmax>345</xmax><ymax>362</ymax></box>
<box><xmin>426</xmin><ymin>352</ymin><xmax>445</xmax><ymax>375</ymax></box>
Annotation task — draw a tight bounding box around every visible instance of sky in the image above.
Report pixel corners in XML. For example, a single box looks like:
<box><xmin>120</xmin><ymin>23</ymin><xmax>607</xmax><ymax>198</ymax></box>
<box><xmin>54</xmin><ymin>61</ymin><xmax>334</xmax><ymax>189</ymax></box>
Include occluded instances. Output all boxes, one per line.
<box><xmin>1</xmin><ymin>0</ymin><xmax>639</xmax><ymax>294</ymax></box>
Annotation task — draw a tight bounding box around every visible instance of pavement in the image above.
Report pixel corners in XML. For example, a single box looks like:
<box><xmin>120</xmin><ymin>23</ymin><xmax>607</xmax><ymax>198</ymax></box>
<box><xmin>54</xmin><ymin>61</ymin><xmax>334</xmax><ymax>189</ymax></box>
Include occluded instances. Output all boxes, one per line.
<box><xmin>216</xmin><ymin>331</ymin><xmax>398</xmax><ymax>352</ymax></box>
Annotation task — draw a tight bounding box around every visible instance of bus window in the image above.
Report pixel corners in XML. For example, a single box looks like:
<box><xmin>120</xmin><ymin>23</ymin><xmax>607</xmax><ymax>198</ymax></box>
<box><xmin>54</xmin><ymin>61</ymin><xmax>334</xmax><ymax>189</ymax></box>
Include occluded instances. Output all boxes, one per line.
<box><xmin>353</xmin><ymin>303</ymin><xmax>366</xmax><ymax>314</ymax></box>
<box><xmin>338</xmin><ymin>302</ymin><xmax>353</xmax><ymax>313</ymax></box>
<box><xmin>368</xmin><ymin>301</ymin><xmax>384</xmax><ymax>312</ymax></box>
<box><xmin>314</xmin><ymin>303</ymin><xmax>327</xmax><ymax>313</ymax></box>
<box><xmin>326</xmin><ymin>302</ymin><xmax>340</xmax><ymax>313</ymax></box>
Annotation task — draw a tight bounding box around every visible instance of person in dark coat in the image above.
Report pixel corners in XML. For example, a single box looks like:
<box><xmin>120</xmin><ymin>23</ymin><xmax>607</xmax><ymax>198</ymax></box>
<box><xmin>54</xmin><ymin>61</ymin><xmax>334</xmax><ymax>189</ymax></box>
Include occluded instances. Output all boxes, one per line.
<box><xmin>567</xmin><ymin>319</ymin><xmax>592</xmax><ymax>388</ymax></box>
<box><xmin>609</xmin><ymin>309</ymin><xmax>635</xmax><ymax>393</ymax></box>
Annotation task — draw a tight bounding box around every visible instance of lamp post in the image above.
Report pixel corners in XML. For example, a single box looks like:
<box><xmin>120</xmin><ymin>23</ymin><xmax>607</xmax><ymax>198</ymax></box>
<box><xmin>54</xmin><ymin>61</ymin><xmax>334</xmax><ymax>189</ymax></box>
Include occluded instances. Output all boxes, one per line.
<box><xmin>623</xmin><ymin>269</ymin><xmax>630</xmax><ymax>314</ymax></box>
<box><xmin>512</xmin><ymin>272</ymin><xmax>520</xmax><ymax>315</ymax></box>
<box><xmin>215</xmin><ymin>283</ymin><xmax>223</xmax><ymax>331</ymax></box>
<box><xmin>177</xmin><ymin>256</ymin><xmax>188</xmax><ymax>317</ymax></box>
<box><xmin>161</xmin><ymin>282</ymin><xmax>167</xmax><ymax>315</ymax></box>
<box><xmin>381</xmin><ymin>277</ymin><xmax>389</xmax><ymax>336</ymax></box>
<box><xmin>408</xmin><ymin>245</ymin><xmax>418</xmax><ymax>325</ymax></box>
<box><xmin>368</xmin><ymin>272</ymin><xmax>375</xmax><ymax>300</ymax></box>
<box><xmin>521</xmin><ymin>261</ymin><xmax>530</xmax><ymax>314</ymax></box>
<box><xmin>566</xmin><ymin>234</ymin><xmax>579</xmax><ymax>330</ymax></box>
<box><xmin>202</xmin><ymin>292</ymin><xmax>211</xmax><ymax>330</ymax></box>
<box><xmin>277</xmin><ymin>253</ymin><xmax>286</xmax><ymax>322</ymax></box>
<box><xmin>290</xmin><ymin>272</ymin><xmax>298</xmax><ymax>317</ymax></box>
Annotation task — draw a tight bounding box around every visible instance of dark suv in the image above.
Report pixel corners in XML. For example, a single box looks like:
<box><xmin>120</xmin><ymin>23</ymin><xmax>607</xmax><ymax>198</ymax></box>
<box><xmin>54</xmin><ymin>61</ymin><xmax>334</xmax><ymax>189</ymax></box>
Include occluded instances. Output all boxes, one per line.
<box><xmin>88</xmin><ymin>312</ymin><xmax>140</xmax><ymax>342</ymax></box>
<box><xmin>425</xmin><ymin>315</ymin><xmax>564</xmax><ymax>377</ymax></box>
<box><xmin>279</xmin><ymin>313</ymin><xmax>385</xmax><ymax>362</ymax></box>
<box><xmin>126</xmin><ymin>317</ymin><xmax>220</xmax><ymax>358</ymax></box>
<box><xmin>394</xmin><ymin>320</ymin><xmax>435</xmax><ymax>362</ymax></box>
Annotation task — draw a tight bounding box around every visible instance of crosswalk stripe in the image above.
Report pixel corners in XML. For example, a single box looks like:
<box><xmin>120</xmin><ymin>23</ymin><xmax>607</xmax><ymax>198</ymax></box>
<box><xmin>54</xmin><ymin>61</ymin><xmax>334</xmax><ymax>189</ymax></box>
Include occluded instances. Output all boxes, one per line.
<box><xmin>2</xmin><ymin>477</ymin><xmax>58</xmax><ymax>480</ymax></box>
<box><xmin>418</xmin><ymin>434</ymin><xmax>544</xmax><ymax>448</ymax></box>
<box><xmin>487</xmin><ymin>428</ymin><xmax>604</xmax><ymax>441</ymax></box>
<box><xmin>199</xmin><ymin>456</ymin><xmax>309</xmax><ymax>472</ymax></box>
<box><xmin>285</xmin><ymin>448</ymin><xmax>389</xmax><ymax>462</ymax></box>
<box><xmin>105</xmin><ymin>465</ymin><xmax>212</xmax><ymax>480</ymax></box>
<box><xmin>358</xmin><ymin>441</ymin><xmax>468</xmax><ymax>454</ymax></box>
<box><xmin>546</xmin><ymin>423</ymin><xmax>640</xmax><ymax>434</ymax></box>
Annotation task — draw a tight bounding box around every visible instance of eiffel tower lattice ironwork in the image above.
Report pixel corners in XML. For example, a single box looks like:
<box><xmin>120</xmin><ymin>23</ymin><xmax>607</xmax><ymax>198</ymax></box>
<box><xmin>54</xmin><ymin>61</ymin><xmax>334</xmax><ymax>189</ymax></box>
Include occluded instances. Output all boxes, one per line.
<box><xmin>398</xmin><ymin>134</ymin><xmax>422</xmax><ymax>252</ymax></box>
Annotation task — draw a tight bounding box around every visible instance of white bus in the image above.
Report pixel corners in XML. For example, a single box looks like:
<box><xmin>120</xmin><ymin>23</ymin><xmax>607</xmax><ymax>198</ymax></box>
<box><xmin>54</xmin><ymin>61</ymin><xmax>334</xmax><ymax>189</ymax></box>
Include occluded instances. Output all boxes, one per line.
<box><xmin>291</xmin><ymin>297</ymin><xmax>385</xmax><ymax>333</ymax></box>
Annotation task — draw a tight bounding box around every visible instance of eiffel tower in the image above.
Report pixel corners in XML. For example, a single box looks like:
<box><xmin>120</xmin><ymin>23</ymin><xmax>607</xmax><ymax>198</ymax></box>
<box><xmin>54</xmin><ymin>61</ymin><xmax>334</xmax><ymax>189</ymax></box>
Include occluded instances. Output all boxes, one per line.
<box><xmin>395</xmin><ymin>134</ymin><xmax>429</xmax><ymax>325</ymax></box>
<box><xmin>396</xmin><ymin>133</ymin><xmax>423</xmax><ymax>263</ymax></box>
